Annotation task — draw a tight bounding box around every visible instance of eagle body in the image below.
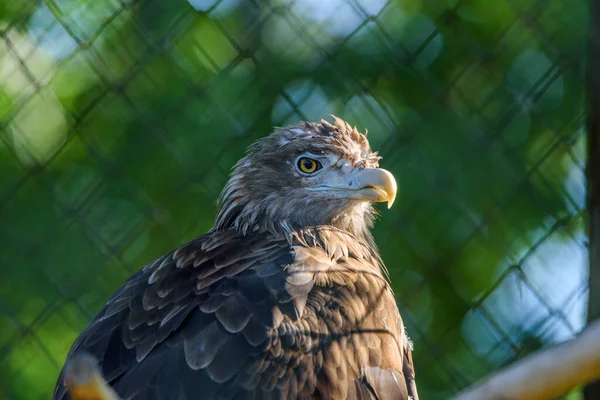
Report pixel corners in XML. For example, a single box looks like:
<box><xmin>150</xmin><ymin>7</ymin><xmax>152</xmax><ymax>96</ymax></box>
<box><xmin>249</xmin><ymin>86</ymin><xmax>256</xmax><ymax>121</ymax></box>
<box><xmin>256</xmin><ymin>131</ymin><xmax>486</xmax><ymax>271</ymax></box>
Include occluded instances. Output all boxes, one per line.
<box><xmin>54</xmin><ymin>118</ymin><xmax>418</xmax><ymax>400</ymax></box>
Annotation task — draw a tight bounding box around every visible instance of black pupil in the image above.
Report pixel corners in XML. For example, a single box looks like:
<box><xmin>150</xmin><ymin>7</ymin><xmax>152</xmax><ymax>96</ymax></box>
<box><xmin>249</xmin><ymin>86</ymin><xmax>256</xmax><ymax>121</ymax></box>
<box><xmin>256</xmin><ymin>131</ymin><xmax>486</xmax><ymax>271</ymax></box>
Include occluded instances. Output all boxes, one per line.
<box><xmin>303</xmin><ymin>159</ymin><xmax>313</xmax><ymax>169</ymax></box>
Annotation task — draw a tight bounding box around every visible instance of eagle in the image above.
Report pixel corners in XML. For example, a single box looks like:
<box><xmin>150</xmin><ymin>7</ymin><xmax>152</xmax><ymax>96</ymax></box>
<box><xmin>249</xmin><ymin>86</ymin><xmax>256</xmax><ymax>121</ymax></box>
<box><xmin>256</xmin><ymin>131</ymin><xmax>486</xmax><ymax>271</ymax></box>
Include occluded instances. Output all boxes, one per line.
<box><xmin>53</xmin><ymin>117</ymin><xmax>419</xmax><ymax>400</ymax></box>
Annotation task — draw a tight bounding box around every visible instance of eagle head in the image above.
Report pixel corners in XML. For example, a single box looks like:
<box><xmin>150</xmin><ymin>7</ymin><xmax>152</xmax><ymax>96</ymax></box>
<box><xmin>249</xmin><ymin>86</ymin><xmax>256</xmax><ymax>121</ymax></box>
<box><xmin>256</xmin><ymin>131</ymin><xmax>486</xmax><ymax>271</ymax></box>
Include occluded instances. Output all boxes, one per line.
<box><xmin>213</xmin><ymin>116</ymin><xmax>397</xmax><ymax>237</ymax></box>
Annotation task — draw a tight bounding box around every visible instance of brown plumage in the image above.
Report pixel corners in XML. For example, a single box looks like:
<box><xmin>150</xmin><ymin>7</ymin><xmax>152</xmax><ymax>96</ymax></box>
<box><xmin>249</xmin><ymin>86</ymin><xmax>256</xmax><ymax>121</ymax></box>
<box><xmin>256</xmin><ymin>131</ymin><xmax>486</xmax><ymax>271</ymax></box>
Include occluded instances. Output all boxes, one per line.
<box><xmin>53</xmin><ymin>117</ymin><xmax>418</xmax><ymax>400</ymax></box>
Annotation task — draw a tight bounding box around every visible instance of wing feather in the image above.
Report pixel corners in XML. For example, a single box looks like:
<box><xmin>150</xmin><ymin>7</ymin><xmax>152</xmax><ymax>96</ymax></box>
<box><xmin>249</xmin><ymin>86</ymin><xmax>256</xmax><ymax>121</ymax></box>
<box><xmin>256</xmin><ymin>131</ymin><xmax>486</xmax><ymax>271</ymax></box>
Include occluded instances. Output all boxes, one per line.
<box><xmin>54</xmin><ymin>231</ymin><xmax>310</xmax><ymax>400</ymax></box>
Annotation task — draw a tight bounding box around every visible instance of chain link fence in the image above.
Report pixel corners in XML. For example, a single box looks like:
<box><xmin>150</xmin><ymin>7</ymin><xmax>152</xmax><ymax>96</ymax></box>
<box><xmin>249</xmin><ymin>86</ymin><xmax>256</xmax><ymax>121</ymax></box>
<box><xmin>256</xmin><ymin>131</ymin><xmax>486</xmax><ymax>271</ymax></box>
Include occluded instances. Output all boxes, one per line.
<box><xmin>0</xmin><ymin>0</ymin><xmax>589</xmax><ymax>398</ymax></box>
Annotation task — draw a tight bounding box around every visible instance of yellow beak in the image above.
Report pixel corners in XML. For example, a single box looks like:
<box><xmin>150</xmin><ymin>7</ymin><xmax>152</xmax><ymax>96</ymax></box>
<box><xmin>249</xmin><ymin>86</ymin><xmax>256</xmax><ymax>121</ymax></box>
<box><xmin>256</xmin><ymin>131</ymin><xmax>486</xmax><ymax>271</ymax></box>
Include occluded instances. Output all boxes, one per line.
<box><xmin>354</xmin><ymin>168</ymin><xmax>398</xmax><ymax>209</ymax></box>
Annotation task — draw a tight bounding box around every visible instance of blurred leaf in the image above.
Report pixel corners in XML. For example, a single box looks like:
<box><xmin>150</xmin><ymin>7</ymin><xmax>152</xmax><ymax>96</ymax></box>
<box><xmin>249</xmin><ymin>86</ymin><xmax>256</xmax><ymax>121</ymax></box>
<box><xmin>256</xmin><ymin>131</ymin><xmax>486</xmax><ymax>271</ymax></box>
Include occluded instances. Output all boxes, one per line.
<box><xmin>10</xmin><ymin>88</ymin><xmax>69</xmax><ymax>166</ymax></box>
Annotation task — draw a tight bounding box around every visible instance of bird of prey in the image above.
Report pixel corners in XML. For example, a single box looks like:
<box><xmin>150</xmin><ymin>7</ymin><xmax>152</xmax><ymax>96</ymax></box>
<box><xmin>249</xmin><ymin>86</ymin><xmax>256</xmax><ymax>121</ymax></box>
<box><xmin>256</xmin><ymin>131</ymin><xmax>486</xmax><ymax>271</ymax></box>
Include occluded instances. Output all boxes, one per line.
<box><xmin>53</xmin><ymin>117</ymin><xmax>418</xmax><ymax>400</ymax></box>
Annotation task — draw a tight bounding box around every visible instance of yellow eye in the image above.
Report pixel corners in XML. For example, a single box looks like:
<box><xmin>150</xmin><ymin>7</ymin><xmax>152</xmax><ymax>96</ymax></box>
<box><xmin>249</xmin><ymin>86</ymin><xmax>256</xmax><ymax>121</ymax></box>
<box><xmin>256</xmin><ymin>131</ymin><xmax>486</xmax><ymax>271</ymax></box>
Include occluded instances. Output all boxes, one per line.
<box><xmin>297</xmin><ymin>157</ymin><xmax>321</xmax><ymax>174</ymax></box>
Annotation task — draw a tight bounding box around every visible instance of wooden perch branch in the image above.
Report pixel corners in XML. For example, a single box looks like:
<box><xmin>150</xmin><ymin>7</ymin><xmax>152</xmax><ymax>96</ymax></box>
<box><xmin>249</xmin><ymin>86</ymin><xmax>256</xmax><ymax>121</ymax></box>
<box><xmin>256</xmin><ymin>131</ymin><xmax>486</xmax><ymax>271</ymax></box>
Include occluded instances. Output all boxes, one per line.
<box><xmin>452</xmin><ymin>319</ymin><xmax>600</xmax><ymax>400</ymax></box>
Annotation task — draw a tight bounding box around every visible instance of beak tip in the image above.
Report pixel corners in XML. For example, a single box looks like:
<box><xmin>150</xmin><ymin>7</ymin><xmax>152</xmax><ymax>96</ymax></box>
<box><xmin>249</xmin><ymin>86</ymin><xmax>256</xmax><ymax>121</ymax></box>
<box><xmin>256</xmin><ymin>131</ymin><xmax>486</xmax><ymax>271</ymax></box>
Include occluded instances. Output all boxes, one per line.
<box><xmin>386</xmin><ymin>193</ymin><xmax>396</xmax><ymax>209</ymax></box>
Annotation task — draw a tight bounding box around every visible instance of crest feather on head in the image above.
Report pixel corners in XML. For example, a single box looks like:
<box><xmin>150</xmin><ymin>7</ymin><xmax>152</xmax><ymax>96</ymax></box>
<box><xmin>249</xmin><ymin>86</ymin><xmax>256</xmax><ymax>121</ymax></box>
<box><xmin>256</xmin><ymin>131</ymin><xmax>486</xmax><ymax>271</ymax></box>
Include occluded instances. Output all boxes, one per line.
<box><xmin>267</xmin><ymin>115</ymin><xmax>380</xmax><ymax>165</ymax></box>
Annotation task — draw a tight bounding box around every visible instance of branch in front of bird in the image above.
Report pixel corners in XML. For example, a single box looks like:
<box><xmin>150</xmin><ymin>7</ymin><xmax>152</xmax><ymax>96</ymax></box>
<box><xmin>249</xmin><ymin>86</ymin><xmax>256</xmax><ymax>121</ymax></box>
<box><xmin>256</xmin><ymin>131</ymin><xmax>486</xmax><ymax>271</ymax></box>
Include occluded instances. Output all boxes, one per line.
<box><xmin>64</xmin><ymin>352</ymin><xmax>121</xmax><ymax>400</ymax></box>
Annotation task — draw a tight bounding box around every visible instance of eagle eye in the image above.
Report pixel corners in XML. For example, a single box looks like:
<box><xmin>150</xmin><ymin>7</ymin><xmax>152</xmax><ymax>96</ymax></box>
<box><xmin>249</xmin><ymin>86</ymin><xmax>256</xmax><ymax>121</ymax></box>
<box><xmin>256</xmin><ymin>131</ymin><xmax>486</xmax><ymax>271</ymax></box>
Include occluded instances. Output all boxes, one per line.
<box><xmin>297</xmin><ymin>157</ymin><xmax>322</xmax><ymax>174</ymax></box>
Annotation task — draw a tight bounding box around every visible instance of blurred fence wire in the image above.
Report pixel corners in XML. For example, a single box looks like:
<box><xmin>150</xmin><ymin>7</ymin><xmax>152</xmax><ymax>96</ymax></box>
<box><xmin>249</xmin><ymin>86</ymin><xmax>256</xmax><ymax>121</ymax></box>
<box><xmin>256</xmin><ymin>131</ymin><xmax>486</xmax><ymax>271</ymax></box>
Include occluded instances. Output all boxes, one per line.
<box><xmin>0</xmin><ymin>0</ymin><xmax>590</xmax><ymax>399</ymax></box>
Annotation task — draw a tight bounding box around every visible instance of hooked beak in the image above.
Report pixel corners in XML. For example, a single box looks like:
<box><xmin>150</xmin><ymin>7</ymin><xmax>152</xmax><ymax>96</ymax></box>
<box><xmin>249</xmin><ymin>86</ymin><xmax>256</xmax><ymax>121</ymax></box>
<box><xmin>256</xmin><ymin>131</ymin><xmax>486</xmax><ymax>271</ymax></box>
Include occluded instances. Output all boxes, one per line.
<box><xmin>352</xmin><ymin>168</ymin><xmax>397</xmax><ymax>209</ymax></box>
<box><xmin>307</xmin><ymin>167</ymin><xmax>398</xmax><ymax>208</ymax></box>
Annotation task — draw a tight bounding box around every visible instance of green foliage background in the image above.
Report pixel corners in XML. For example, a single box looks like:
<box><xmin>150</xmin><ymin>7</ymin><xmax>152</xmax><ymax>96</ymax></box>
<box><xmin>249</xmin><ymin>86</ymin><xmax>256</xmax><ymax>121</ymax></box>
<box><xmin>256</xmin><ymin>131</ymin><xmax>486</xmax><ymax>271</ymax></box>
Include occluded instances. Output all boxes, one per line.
<box><xmin>0</xmin><ymin>0</ymin><xmax>589</xmax><ymax>398</ymax></box>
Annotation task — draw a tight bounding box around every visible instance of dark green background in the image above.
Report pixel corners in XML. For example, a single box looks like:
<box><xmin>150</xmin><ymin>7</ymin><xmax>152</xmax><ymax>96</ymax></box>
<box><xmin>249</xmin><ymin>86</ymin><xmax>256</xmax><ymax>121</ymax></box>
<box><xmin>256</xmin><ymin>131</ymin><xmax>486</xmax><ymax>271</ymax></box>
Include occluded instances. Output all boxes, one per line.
<box><xmin>0</xmin><ymin>0</ymin><xmax>589</xmax><ymax>398</ymax></box>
